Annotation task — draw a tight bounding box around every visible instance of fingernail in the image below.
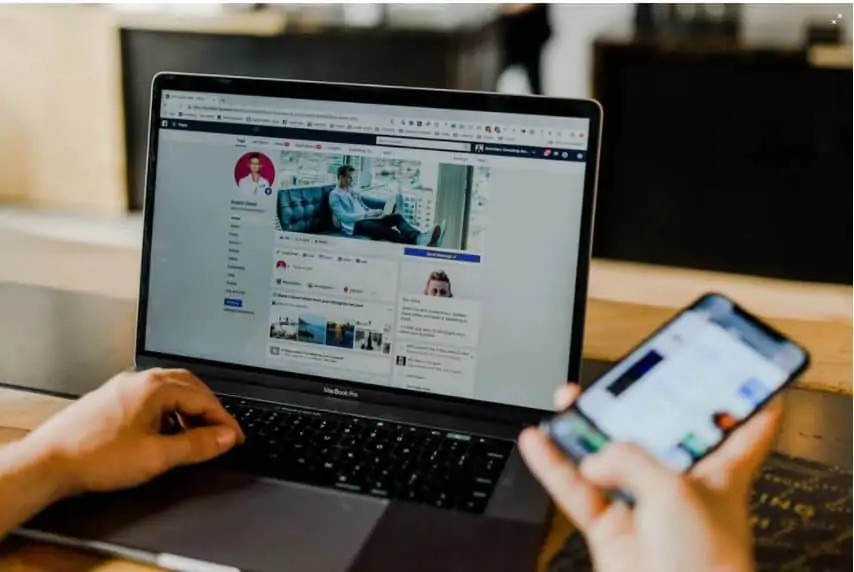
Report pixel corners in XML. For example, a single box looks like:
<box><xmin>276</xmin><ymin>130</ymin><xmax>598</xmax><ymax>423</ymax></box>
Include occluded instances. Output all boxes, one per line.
<box><xmin>216</xmin><ymin>428</ymin><xmax>236</xmax><ymax>447</ymax></box>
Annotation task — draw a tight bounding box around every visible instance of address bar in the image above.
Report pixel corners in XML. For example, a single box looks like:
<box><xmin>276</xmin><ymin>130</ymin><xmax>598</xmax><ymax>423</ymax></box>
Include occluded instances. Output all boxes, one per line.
<box><xmin>376</xmin><ymin>137</ymin><xmax>471</xmax><ymax>152</ymax></box>
<box><xmin>189</xmin><ymin>104</ymin><xmax>358</xmax><ymax>122</ymax></box>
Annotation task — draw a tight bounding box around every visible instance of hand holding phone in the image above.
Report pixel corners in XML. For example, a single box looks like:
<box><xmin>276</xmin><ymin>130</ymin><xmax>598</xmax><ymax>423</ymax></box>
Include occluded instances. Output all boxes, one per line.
<box><xmin>518</xmin><ymin>389</ymin><xmax>782</xmax><ymax>572</ymax></box>
<box><xmin>541</xmin><ymin>294</ymin><xmax>807</xmax><ymax>482</ymax></box>
<box><xmin>519</xmin><ymin>294</ymin><xmax>799</xmax><ymax>572</ymax></box>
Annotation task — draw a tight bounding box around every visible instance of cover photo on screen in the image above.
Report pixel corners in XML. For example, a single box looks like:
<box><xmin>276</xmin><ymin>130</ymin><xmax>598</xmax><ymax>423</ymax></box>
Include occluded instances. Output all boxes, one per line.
<box><xmin>274</xmin><ymin>151</ymin><xmax>491</xmax><ymax>252</ymax></box>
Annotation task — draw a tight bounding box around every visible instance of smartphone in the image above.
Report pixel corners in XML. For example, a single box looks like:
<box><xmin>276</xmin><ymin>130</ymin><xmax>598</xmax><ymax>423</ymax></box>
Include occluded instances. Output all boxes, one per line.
<box><xmin>541</xmin><ymin>293</ymin><xmax>809</xmax><ymax>503</ymax></box>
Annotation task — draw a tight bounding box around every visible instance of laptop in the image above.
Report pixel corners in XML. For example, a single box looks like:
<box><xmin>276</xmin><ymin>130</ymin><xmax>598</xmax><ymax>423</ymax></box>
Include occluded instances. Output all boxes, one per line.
<box><xmin>21</xmin><ymin>74</ymin><xmax>602</xmax><ymax>572</ymax></box>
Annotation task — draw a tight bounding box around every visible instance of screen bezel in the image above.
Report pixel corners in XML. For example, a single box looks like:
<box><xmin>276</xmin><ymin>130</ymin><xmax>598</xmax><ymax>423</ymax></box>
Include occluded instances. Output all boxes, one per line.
<box><xmin>553</xmin><ymin>292</ymin><xmax>810</xmax><ymax>466</ymax></box>
<box><xmin>135</xmin><ymin>72</ymin><xmax>603</xmax><ymax>427</ymax></box>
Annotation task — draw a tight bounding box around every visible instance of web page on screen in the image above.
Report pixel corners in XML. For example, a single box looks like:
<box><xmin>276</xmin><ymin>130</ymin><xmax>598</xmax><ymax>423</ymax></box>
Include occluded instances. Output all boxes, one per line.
<box><xmin>144</xmin><ymin>91</ymin><xmax>592</xmax><ymax>410</ymax></box>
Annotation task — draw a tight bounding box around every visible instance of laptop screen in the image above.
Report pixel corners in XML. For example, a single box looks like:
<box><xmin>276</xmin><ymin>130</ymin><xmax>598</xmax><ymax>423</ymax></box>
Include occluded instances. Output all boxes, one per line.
<box><xmin>144</xmin><ymin>88</ymin><xmax>593</xmax><ymax>411</ymax></box>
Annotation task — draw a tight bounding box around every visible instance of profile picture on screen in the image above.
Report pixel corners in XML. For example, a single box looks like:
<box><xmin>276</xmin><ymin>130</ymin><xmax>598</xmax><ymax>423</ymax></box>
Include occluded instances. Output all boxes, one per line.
<box><xmin>234</xmin><ymin>151</ymin><xmax>275</xmax><ymax>196</ymax></box>
<box><xmin>424</xmin><ymin>270</ymin><xmax>453</xmax><ymax>298</ymax></box>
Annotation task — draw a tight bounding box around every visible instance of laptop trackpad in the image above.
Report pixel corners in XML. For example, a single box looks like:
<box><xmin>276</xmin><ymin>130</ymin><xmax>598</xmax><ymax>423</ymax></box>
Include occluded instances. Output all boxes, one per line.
<box><xmin>23</xmin><ymin>467</ymin><xmax>387</xmax><ymax>572</ymax></box>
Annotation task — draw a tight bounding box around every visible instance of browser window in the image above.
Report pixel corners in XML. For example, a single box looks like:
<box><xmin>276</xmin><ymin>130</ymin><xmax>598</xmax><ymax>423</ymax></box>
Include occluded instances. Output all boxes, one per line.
<box><xmin>145</xmin><ymin>90</ymin><xmax>591</xmax><ymax>410</ymax></box>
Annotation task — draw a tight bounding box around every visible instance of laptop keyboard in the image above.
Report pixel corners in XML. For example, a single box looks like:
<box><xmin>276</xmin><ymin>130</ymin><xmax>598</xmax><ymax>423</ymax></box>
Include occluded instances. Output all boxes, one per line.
<box><xmin>213</xmin><ymin>396</ymin><xmax>514</xmax><ymax>514</ymax></box>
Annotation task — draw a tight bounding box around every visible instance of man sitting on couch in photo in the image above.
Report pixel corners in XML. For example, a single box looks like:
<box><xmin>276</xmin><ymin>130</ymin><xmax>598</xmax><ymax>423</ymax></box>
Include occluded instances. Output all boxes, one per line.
<box><xmin>329</xmin><ymin>165</ymin><xmax>442</xmax><ymax>246</ymax></box>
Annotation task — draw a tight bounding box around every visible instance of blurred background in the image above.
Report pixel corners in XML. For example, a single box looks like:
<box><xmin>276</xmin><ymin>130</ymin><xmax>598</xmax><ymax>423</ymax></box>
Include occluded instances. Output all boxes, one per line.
<box><xmin>0</xmin><ymin>7</ymin><xmax>851</xmax><ymax>570</ymax></box>
<box><xmin>0</xmin><ymin>2</ymin><xmax>851</xmax><ymax>291</ymax></box>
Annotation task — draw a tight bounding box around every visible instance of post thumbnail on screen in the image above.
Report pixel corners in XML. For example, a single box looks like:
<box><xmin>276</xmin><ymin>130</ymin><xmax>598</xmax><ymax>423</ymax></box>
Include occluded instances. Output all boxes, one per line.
<box><xmin>273</xmin><ymin>150</ymin><xmax>491</xmax><ymax>252</ymax></box>
<box><xmin>269</xmin><ymin>315</ymin><xmax>299</xmax><ymax>341</ymax></box>
<box><xmin>423</xmin><ymin>270</ymin><xmax>453</xmax><ymax>298</ymax></box>
<box><xmin>269</xmin><ymin>313</ymin><xmax>391</xmax><ymax>355</ymax></box>
<box><xmin>355</xmin><ymin>328</ymin><xmax>389</xmax><ymax>354</ymax></box>
<box><xmin>398</xmin><ymin>259</ymin><xmax>481</xmax><ymax>301</ymax></box>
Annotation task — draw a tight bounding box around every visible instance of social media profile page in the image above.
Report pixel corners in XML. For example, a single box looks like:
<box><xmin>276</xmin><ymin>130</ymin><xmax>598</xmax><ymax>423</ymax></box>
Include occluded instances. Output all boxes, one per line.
<box><xmin>145</xmin><ymin>95</ymin><xmax>590</xmax><ymax>410</ymax></box>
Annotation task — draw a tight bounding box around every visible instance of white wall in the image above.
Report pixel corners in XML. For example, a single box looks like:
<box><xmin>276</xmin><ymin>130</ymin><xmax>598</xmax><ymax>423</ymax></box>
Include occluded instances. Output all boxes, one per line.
<box><xmin>526</xmin><ymin>3</ymin><xmax>853</xmax><ymax>98</ymax></box>
<box><xmin>543</xmin><ymin>4</ymin><xmax>634</xmax><ymax>98</ymax></box>
<box><xmin>741</xmin><ymin>3</ymin><xmax>852</xmax><ymax>44</ymax></box>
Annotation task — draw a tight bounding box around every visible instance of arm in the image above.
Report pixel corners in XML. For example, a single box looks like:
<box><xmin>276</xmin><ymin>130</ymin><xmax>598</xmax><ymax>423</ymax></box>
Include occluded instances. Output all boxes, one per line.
<box><xmin>329</xmin><ymin>192</ymin><xmax>364</xmax><ymax>225</ymax></box>
<box><xmin>0</xmin><ymin>440</ymin><xmax>66</xmax><ymax>537</ymax></box>
<box><xmin>356</xmin><ymin>193</ymin><xmax>384</xmax><ymax>218</ymax></box>
<box><xmin>354</xmin><ymin>192</ymin><xmax>371</xmax><ymax>212</ymax></box>
<box><xmin>0</xmin><ymin>369</ymin><xmax>243</xmax><ymax>540</ymax></box>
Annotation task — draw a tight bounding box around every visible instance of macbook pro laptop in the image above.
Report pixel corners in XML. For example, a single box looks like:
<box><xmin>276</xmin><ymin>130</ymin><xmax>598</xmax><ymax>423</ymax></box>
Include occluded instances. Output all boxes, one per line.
<box><xmin>21</xmin><ymin>73</ymin><xmax>602</xmax><ymax>572</ymax></box>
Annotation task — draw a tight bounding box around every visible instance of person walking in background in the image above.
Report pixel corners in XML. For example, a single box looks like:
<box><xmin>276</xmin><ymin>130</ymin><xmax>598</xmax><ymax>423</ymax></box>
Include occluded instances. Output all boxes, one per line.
<box><xmin>498</xmin><ymin>4</ymin><xmax>552</xmax><ymax>95</ymax></box>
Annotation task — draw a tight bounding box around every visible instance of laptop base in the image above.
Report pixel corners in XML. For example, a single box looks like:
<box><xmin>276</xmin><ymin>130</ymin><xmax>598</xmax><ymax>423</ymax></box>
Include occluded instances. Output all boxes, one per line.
<box><xmin>22</xmin><ymin>466</ymin><xmax>546</xmax><ymax>572</ymax></box>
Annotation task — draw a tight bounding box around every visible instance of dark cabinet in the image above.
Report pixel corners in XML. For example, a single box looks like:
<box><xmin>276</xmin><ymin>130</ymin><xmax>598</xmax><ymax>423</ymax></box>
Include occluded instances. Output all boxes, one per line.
<box><xmin>591</xmin><ymin>39</ymin><xmax>852</xmax><ymax>284</ymax></box>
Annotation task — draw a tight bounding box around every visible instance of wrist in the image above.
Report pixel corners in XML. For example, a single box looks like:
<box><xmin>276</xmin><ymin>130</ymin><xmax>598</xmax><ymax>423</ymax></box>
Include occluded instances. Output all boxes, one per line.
<box><xmin>0</xmin><ymin>438</ymin><xmax>74</xmax><ymax>536</ymax></box>
<box><xmin>2</xmin><ymin>437</ymin><xmax>75</xmax><ymax>504</ymax></box>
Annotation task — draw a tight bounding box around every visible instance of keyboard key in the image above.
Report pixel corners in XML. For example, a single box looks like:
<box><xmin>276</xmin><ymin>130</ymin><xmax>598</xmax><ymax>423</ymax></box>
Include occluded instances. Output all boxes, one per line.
<box><xmin>293</xmin><ymin>429</ymin><xmax>313</xmax><ymax>441</ymax></box>
<box><xmin>366</xmin><ymin>428</ymin><xmax>388</xmax><ymax>441</ymax></box>
<box><xmin>401</xmin><ymin>488</ymin><xmax>425</xmax><ymax>504</ymax></box>
<box><xmin>335</xmin><ymin>478</ymin><xmax>364</xmax><ymax>494</ymax></box>
<box><xmin>396</xmin><ymin>445</ymin><xmax>415</xmax><ymax>457</ymax></box>
<box><xmin>459</xmin><ymin>497</ymin><xmax>488</xmax><ymax>514</ymax></box>
<box><xmin>313</xmin><ymin>419</ymin><xmax>338</xmax><ymax>432</ymax></box>
<box><xmin>402</xmin><ymin>472</ymin><xmax>422</xmax><ymax>489</ymax></box>
<box><xmin>473</xmin><ymin>456</ymin><xmax>504</xmax><ymax>478</ymax></box>
<box><xmin>341</xmin><ymin>424</ymin><xmax>361</xmax><ymax>436</ymax></box>
<box><xmin>428</xmin><ymin>490</ymin><xmax>456</xmax><ymax>510</ymax></box>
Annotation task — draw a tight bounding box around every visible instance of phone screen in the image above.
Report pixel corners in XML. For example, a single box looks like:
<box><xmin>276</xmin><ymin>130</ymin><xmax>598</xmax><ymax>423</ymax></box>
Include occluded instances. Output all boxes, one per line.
<box><xmin>546</xmin><ymin>294</ymin><xmax>808</xmax><ymax>472</ymax></box>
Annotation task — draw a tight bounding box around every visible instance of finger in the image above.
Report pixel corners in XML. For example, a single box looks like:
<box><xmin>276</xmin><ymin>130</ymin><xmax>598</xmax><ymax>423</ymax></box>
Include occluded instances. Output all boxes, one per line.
<box><xmin>155</xmin><ymin>383</ymin><xmax>245</xmax><ymax>443</ymax></box>
<box><xmin>143</xmin><ymin>368</ymin><xmax>223</xmax><ymax>409</ymax></box>
<box><xmin>693</xmin><ymin>397</ymin><xmax>782</xmax><ymax>489</ymax></box>
<box><xmin>156</xmin><ymin>369</ymin><xmax>219</xmax><ymax>401</ymax></box>
<box><xmin>554</xmin><ymin>383</ymin><xmax>581</xmax><ymax>410</ymax></box>
<box><xmin>158</xmin><ymin>373</ymin><xmax>244</xmax><ymax>441</ymax></box>
<box><xmin>155</xmin><ymin>425</ymin><xmax>238</xmax><ymax>469</ymax></box>
<box><xmin>518</xmin><ymin>427</ymin><xmax>608</xmax><ymax>532</ymax></box>
<box><xmin>161</xmin><ymin>372</ymin><xmax>245</xmax><ymax>443</ymax></box>
<box><xmin>580</xmin><ymin>442</ymin><xmax>677</xmax><ymax>501</ymax></box>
